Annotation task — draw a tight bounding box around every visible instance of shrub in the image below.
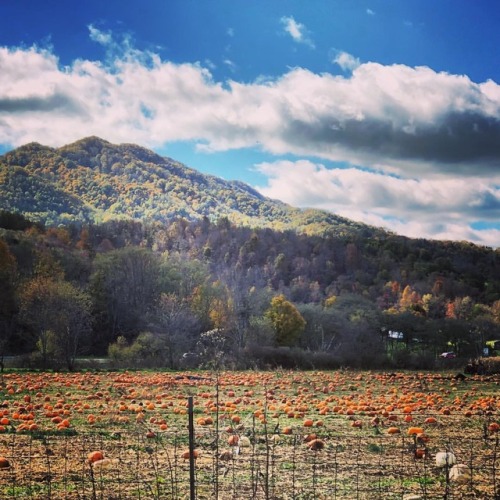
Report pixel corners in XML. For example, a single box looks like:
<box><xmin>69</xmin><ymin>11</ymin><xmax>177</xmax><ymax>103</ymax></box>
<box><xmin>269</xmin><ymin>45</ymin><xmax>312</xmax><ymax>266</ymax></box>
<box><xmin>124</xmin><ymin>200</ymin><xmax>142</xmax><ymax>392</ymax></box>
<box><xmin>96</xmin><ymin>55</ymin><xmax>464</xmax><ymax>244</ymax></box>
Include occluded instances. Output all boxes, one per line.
<box><xmin>481</xmin><ymin>357</ymin><xmax>500</xmax><ymax>374</ymax></box>
<box><xmin>390</xmin><ymin>349</ymin><xmax>436</xmax><ymax>370</ymax></box>
<box><xmin>244</xmin><ymin>345</ymin><xmax>342</xmax><ymax>370</ymax></box>
<box><xmin>108</xmin><ymin>332</ymin><xmax>165</xmax><ymax>369</ymax></box>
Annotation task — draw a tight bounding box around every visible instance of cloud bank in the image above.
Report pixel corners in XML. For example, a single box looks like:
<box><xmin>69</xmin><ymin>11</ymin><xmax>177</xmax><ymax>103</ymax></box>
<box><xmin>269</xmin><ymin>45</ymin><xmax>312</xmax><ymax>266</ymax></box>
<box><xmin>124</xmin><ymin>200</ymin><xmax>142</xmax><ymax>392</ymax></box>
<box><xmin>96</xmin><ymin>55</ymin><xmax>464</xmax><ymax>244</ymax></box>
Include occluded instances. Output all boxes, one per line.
<box><xmin>255</xmin><ymin>160</ymin><xmax>500</xmax><ymax>246</ymax></box>
<box><xmin>1</xmin><ymin>30</ymin><xmax>500</xmax><ymax>246</ymax></box>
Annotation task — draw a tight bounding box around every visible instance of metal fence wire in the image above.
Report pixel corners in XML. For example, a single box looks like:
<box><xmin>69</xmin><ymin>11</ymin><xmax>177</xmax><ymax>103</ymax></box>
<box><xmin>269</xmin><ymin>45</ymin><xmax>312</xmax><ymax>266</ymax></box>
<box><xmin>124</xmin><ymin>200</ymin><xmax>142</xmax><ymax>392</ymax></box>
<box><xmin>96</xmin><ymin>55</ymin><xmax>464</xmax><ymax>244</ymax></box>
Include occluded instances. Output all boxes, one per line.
<box><xmin>0</xmin><ymin>425</ymin><xmax>499</xmax><ymax>499</ymax></box>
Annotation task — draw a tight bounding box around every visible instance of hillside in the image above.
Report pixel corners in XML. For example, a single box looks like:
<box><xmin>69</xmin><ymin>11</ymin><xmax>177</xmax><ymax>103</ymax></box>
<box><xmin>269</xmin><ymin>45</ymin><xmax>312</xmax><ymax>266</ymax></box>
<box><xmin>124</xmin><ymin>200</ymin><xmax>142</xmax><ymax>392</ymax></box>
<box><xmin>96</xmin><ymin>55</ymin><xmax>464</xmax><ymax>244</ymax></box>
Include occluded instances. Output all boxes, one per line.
<box><xmin>0</xmin><ymin>136</ymin><xmax>375</xmax><ymax>237</ymax></box>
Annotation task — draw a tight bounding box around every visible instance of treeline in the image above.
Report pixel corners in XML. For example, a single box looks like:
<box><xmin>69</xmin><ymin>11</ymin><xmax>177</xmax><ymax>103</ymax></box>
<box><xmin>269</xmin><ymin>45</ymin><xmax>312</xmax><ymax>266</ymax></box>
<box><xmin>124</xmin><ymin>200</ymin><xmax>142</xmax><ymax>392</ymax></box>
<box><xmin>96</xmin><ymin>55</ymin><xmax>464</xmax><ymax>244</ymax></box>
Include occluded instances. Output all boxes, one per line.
<box><xmin>1</xmin><ymin>211</ymin><xmax>500</xmax><ymax>371</ymax></box>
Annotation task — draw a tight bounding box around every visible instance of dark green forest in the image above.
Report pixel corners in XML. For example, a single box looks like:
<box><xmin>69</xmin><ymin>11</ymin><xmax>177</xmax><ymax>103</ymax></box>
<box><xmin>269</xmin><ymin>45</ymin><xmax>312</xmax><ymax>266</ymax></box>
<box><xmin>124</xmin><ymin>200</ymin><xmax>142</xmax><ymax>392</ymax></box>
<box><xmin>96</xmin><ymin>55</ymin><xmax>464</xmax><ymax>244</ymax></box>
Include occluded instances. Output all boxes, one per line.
<box><xmin>1</xmin><ymin>210</ymin><xmax>499</xmax><ymax>371</ymax></box>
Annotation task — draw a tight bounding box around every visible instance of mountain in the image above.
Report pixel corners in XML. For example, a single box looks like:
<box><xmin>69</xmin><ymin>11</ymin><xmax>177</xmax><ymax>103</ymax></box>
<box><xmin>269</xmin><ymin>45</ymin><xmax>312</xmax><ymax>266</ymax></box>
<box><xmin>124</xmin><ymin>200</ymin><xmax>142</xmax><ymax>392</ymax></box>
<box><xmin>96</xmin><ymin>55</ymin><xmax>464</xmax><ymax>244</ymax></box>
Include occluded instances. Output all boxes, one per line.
<box><xmin>0</xmin><ymin>136</ymin><xmax>376</xmax><ymax>237</ymax></box>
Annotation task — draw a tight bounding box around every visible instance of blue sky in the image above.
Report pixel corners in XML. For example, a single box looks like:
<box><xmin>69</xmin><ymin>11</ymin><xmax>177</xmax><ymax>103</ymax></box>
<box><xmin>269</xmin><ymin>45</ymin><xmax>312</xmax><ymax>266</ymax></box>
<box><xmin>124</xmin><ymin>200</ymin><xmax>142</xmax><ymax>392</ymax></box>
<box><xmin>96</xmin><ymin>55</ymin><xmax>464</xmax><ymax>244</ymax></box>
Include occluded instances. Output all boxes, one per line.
<box><xmin>1</xmin><ymin>1</ymin><xmax>500</xmax><ymax>247</ymax></box>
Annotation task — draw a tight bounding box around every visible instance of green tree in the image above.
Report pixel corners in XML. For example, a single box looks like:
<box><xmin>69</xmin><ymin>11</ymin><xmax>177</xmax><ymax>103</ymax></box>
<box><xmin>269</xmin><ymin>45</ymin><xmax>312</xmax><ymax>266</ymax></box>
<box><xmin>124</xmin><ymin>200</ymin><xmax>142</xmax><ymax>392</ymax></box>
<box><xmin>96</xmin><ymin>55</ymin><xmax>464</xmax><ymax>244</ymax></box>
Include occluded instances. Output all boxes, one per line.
<box><xmin>0</xmin><ymin>240</ymin><xmax>18</xmax><ymax>367</ymax></box>
<box><xmin>89</xmin><ymin>247</ymin><xmax>161</xmax><ymax>348</ymax></box>
<box><xmin>265</xmin><ymin>294</ymin><xmax>306</xmax><ymax>346</ymax></box>
<box><xmin>19</xmin><ymin>276</ymin><xmax>92</xmax><ymax>370</ymax></box>
<box><xmin>298</xmin><ymin>303</ymin><xmax>340</xmax><ymax>351</ymax></box>
<box><xmin>327</xmin><ymin>294</ymin><xmax>385</xmax><ymax>366</ymax></box>
<box><xmin>149</xmin><ymin>293</ymin><xmax>200</xmax><ymax>368</ymax></box>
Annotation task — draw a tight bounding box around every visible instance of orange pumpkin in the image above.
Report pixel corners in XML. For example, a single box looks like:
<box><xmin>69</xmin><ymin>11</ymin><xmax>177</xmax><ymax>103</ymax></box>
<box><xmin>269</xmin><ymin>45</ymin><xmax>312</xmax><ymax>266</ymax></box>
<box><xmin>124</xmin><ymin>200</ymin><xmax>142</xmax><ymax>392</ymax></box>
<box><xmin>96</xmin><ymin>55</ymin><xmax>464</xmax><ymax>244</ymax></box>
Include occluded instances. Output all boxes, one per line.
<box><xmin>407</xmin><ymin>427</ymin><xmax>424</xmax><ymax>436</ymax></box>
<box><xmin>303</xmin><ymin>433</ymin><xmax>317</xmax><ymax>443</ymax></box>
<box><xmin>88</xmin><ymin>451</ymin><xmax>104</xmax><ymax>464</ymax></box>
<box><xmin>228</xmin><ymin>434</ymin><xmax>239</xmax><ymax>446</ymax></box>
<box><xmin>181</xmin><ymin>449</ymin><xmax>200</xmax><ymax>460</ymax></box>
<box><xmin>488</xmin><ymin>422</ymin><xmax>500</xmax><ymax>433</ymax></box>
<box><xmin>307</xmin><ymin>439</ymin><xmax>325</xmax><ymax>451</ymax></box>
<box><xmin>416</xmin><ymin>432</ymin><xmax>430</xmax><ymax>444</ymax></box>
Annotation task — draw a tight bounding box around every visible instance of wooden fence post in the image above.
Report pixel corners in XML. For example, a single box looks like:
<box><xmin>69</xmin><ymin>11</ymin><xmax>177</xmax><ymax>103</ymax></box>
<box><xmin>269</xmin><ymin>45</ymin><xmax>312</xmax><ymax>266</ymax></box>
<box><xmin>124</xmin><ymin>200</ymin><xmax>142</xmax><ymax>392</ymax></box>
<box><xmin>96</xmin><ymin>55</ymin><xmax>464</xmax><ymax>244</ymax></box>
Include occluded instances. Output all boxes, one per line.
<box><xmin>188</xmin><ymin>396</ymin><xmax>196</xmax><ymax>500</ymax></box>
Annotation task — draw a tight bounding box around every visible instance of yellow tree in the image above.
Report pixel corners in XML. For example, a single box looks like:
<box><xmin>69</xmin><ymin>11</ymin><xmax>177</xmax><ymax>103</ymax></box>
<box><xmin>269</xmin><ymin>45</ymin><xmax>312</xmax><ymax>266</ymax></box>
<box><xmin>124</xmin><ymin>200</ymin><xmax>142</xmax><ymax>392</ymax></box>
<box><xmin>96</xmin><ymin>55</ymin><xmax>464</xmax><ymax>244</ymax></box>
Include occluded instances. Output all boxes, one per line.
<box><xmin>265</xmin><ymin>294</ymin><xmax>306</xmax><ymax>346</ymax></box>
<box><xmin>191</xmin><ymin>280</ymin><xmax>235</xmax><ymax>332</ymax></box>
<box><xmin>399</xmin><ymin>285</ymin><xmax>423</xmax><ymax>314</ymax></box>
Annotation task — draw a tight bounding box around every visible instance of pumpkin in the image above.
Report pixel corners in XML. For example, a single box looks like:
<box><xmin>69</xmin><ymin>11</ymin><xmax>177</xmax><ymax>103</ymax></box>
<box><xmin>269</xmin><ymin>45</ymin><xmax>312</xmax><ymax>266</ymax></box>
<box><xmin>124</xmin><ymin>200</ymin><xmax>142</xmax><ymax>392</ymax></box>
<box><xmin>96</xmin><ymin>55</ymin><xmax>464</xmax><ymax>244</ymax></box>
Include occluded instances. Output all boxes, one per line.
<box><xmin>488</xmin><ymin>422</ymin><xmax>500</xmax><ymax>433</ymax></box>
<box><xmin>181</xmin><ymin>449</ymin><xmax>199</xmax><ymax>460</ymax></box>
<box><xmin>407</xmin><ymin>427</ymin><xmax>424</xmax><ymax>436</ymax></box>
<box><xmin>88</xmin><ymin>451</ymin><xmax>104</xmax><ymax>464</ymax></box>
<box><xmin>228</xmin><ymin>434</ymin><xmax>239</xmax><ymax>446</ymax></box>
<box><xmin>239</xmin><ymin>436</ymin><xmax>251</xmax><ymax>447</ymax></box>
<box><xmin>307</xmin><ymin>439</ymin><xmax>325</xmax><ymax>451</ymax></box>
<box><xmin>416</xmin><ymin>432</ymin><xmax>430</xmax><ymax>444</ymax></box>
<box><xmin>449</xmin><ymin>464</ymin><xmax>470</xmax><ymax>483</ymax></box>
<box><xmin>219</xmin><ymin>450</ymin><xmax>233</xmax><ymax>461</ymax></box>
<box><xmin>299</xmin><ymin>433</ymin><xmax>314</xmax><ymax>445</ymax></box>
<box><xmin>435</xmin><ymin>451</ymin><xmax>456</xmax><ymax>467</ymax></box>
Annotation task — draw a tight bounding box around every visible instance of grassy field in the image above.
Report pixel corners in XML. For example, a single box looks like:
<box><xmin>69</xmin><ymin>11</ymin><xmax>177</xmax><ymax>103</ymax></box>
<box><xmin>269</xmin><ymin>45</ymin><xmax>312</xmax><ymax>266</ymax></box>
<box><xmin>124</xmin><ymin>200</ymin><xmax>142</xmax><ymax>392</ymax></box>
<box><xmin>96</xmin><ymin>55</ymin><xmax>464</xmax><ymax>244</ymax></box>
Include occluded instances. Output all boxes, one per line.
<box><xmin>0</xmin><ymin>368</ymin><xmax>499</xmax><ymax>498</ymax></box>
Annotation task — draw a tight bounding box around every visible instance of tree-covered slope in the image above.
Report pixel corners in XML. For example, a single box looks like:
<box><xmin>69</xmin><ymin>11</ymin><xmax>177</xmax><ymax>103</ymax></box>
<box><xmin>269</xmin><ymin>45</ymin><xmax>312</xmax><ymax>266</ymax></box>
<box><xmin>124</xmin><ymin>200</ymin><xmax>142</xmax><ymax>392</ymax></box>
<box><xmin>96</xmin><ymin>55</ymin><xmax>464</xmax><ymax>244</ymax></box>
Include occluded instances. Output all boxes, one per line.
<box><xmin>0</xmin><ymin>136</ymin><xmax>375</xmax><ymax>236</ymax></box>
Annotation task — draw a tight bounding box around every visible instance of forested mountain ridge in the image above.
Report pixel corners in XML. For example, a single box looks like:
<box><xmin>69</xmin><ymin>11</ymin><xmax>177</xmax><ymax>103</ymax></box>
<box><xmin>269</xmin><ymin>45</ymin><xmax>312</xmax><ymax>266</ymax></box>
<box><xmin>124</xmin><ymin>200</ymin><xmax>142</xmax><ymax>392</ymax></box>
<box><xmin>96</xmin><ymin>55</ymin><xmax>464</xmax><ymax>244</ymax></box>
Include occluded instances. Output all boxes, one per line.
<box><xmin>0</xmin><ymin>136</ymin><xmax>373</xmax><ymax>236</ymax></box>
<box><xmin>1</xmin><ymin>208</ymin><xmax>500</xmax><ymax>371</ymax></box>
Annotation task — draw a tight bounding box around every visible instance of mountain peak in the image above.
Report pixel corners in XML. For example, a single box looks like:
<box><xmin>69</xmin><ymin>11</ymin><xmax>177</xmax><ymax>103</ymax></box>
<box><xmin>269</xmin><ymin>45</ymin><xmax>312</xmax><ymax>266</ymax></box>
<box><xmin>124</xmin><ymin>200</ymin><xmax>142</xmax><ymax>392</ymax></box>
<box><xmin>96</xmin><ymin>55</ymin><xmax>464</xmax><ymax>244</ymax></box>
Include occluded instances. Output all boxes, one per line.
<box><xmin>58</xmin><ymin>136</ymin><xmax>113</xmax><ymax>160</ymax></box>
<box><xmin>0</xmin><ymin>137</ymin><xmax>375</xmax><ymax>237</ymax></box>
<box><xmin>63</xmin><ymin>136</ymin><xmax>112</xmax><ymax>149</ymax></box>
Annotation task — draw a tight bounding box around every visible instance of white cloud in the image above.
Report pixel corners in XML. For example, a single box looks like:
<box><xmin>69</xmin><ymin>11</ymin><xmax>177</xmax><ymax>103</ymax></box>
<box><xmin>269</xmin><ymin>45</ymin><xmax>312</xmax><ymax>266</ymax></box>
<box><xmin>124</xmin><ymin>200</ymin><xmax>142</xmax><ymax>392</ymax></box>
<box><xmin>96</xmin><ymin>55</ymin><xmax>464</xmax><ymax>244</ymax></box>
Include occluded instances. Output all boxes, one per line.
<box><xmin>280</xmin><ymin>16</ymin><xmax>315</xmax><ymax>48</ymax></box>
<box><xmin>2</xmin><ymin>38</ymin><xmax>500</xmax><ymax>178</ymax></box>
<box><xmin>366</xmin><ymin>8</ymin><xmax>375</xmax><ymax>15</ymax></box>
<box><xmin>88</xmin><ymin>25</ymin><xmax>113</xmax><ymax>46</ymax></box>
<box><xmin>333</xmin><ymin>51</ymin><xmax>361</xmax><ymax>71</ymax></box>
<box><xmin>2</xmin><ymin>30</ymin><xmax>500</xmax><ymax>245</ymax></box>
<box><xmin>223</xmin><ymin>59</ymin><xmax>237</xmax><ymax>72</ymax></box>
<box><xmin>255</xmin><ymin>160</ymin><xmax>500</xmax><ymax>246</ymax></box>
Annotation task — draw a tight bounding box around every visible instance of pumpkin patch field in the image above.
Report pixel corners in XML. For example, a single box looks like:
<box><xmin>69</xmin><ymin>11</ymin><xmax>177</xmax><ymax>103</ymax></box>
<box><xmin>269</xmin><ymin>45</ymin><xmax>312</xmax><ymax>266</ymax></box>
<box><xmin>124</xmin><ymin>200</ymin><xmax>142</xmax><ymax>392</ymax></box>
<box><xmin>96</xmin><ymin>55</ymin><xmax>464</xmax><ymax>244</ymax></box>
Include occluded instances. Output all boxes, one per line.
<box><xmin>0</xmin><ymin>369</ymin><xmax>500</xmax><ymax>499</ymax></box>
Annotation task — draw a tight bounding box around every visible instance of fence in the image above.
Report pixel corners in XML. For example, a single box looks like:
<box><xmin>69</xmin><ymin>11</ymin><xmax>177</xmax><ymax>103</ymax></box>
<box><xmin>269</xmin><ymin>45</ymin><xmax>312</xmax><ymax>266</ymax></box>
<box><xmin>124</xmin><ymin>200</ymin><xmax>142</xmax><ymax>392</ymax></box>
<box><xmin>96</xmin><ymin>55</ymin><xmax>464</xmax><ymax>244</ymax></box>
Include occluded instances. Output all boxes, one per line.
<box><xmin>0</xmin><ymin>424</ymin><xmax>498</xmax><ymax>499</ymax></box>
